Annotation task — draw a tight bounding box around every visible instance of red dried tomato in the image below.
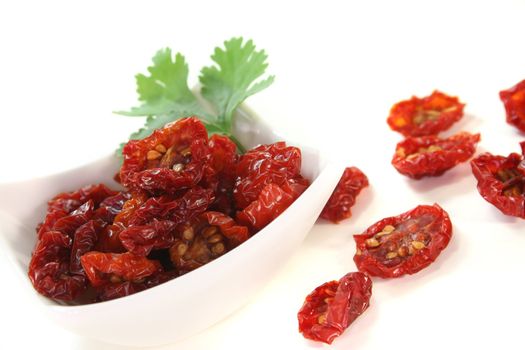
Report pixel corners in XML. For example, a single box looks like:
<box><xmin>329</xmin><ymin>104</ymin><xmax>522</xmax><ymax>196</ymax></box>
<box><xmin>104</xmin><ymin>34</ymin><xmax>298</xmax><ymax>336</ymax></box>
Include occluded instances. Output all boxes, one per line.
<box><xmin>353</xmin><ymin>204</ymin><xmax>452</xmax><ymax>278</ymax></box>
<box><xmin>80</xmin><ymin>251</ymin><xmax>162</xmax><ymax>287</ymax></box>
<box><xmin>70</xmin><ymin>219</ymin><xmax>106</xmax><ymax>275</ymax></box>
<box><xmin>500</xmin><ymin>79</ymin><xmax>525</xmax><ymax>132</ymax></box>
<box><xmin>203</xmin><ymin>134</ymin><xmax>238</xmax><ymax>216</ymax></box>
<box><xmin>28</xmin><ymin>231</ymin><xmax>87</xmax><ymax>301</ymax></box>
<box><xmin>237</xmin><ymin>177</ymin><xmax>309</xmax><ymax>232</ymax></box>
<box><xmin>320</xmin><ymin>167</ymin><xmax>369</xmax><ymax>223</ymax></box>
<box><xmin>169</xmin><ymin>212</ymin><xmax>249</xmax><ymax>274</ymax></box>
<box><xmin>387</xmin><ymin>90</ymin><xmax>465</xmax><ymax>137</ymax></box>
<box><xmin>38</xmin><ymin>184</ymin><xmax>117</xmax><ymax>238</ymax></box>
<box><xmin>234</xmin><ymin>142</ymin><xmax>302</xmax><ymax>209</ymax></box>
<box><xmin>47</xmin><ymin>184</ymin><xmax>118</xmax><ymax>215</ymax></box>
<box><xmin>120</xmin><ymin>117</ymin><xmax>210</xmax><ymax>194</ymax></box>
<box><xmin>95</xmin><ymin>191</ymin><xmax>132</xmax><ymax>223</ymax></box>
<box><xmin>470</xmin><ymin>142</ymin><xmax>525</xmax><ymax>218</ymax></box>
<box><xmin>128</xmin><ymin>187</ymin><xmax>214</xmax><ymax>226</ymax></box>
<box><xmin>96</xmin><ymin>191</ymin><xmax>149</xmax><ymax>253</ymax></box>
<box><xmin>96</xmin><ymin>270</ymin><xmax>179</xmax><ymax>302</ymax></box>
<box><xmin>297</xmin><ymin>272</ymin><xmax>372</xmax><ymax>344</ymax></box>
<box><xmin>120</xmin><ymin>220</ymin><xmax>178</xmax><ymax>256</ymax></box>
<box><xmin>392</xmin><ymin>132</ymin><xmax>481</xmax><ymax>179</ymax></box>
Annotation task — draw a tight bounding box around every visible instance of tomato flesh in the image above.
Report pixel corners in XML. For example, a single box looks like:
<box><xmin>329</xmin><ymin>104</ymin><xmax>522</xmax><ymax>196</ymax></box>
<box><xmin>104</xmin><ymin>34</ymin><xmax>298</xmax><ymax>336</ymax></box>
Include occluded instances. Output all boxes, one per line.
<box><xmin>353</xmin><ymin>204</ymin><xmax>452</xmax><ymax>278</ymax></box>
<box><xmin>297</xmin><ymin>272</ymin><xmax>372</xmax><ymax>344</ymax></box>
<box><xmin>387</xmin><ymin>90</ymin><xmax>464</xmax><ymax>137</ymax></box>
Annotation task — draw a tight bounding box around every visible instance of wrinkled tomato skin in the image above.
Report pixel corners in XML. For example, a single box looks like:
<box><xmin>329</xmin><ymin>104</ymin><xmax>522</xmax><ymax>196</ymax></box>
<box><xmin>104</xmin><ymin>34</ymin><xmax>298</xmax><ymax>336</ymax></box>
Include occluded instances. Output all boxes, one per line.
<box><xmin>297</xmin><ymin>272</ymin><xmax>372</xmax><ymax>344</ymax></box>
<box><xmin>28</xmin><ymin>231</ymin><xmax>87</xmax><ymax>301</ymax></box>
<box><xmin>70</xmin><ymin>220</ymin><xmax>106</xmax><ymax>275</ymax></box>
<box><xmin>119</xmin><ymin>220</ymin><xmax>178</xmax><ymax>256</ymax></box>
<box><xmin>500</xmin><ymin>80</ymin><xmax>525</xmax><ymax>132</ymax></box>
<box><xmin>120</xmin><ymin>117</ymin><xmax>210</xmax><ymax>194</ymax></box>
<box><xmin>237</xmin><ymin>177</ymin><xmax>309</xmax><ymax>232</ymax></box>
<box><xmin>204</xmin><ymin>211</ymin><xmax>249</xmax><ymax>246</ymax></box>
<box><xmin>387</xmin><ymin>90</ymin><xmax>465</xmax><ymax>137</ymax></box>
<box><xmin>353</xmin><ymin>204</ymin><xmax>452</xmax><ymax>278</ymax></box>
<box><xmin>470</xmin><ymin>143</ymin><xmax>525</xmax><ymax>218</ymax></box>
<box><xmin>80</xmin><ymin>251</ymin><xmax>162</xmax><ymax>287</ymax></box>
<box><xmin>392</xmin><ymin>132</ymin><xmax>480</xmax><ymax>179</ymax></box>
<box><xmin>234</xmin><ymin>142</ymin><xmax>302</xmax><ymax>209</ymax></box>
<box><xmin>47</xmin><ymin>184</ymin><xmax>118</xmax><ymax>215</ymax></box>
<box><xmin>320</xmin><ymin>167</ymin><xmax>369</xmax><ymax>223</ymax></box>
<box><xmin>96</xmin><ymin>270</ymin><xmax>179</xmax><ymax>302</ymax></box>
<box><xmin>203</xmin><ymin>134</ymin><xmax>238</xmax><ymax>216</ymax></box>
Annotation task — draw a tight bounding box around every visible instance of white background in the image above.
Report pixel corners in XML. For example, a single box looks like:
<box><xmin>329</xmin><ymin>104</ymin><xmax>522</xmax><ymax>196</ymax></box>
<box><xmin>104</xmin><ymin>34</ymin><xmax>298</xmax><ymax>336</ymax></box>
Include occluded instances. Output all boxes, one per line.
<box><xmin>1</xmin><ymin>0</ymin><xmax>525</xmax><ymax>349</ymax></box>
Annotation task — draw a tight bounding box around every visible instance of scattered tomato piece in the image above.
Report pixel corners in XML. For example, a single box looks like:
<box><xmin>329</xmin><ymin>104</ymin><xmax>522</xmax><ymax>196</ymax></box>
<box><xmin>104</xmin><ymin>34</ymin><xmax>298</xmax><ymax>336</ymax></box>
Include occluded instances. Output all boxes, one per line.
<box><xmin>353</xmin><ymin>204</ymin><xmax>452</xmax><ymax>278</ymax></box>
<box><xmin>297</xmin><ymin>272</ymin><xmax>372</xmax><ymax>344</ymax></box>
<box><xmin>320</xmin><ymin>167</ymin><xmax>369</xmax><ymax>223</ymax></box>
<box><xmin>387</xmin><ymin>90</ymin><xmax>465</xmax><ymax>137</ymax></box>
<box><xmin>500</xmin><ymin>79</ymin><xmax>525</xmax><ymax>132</ymax></box>
<box><xmin>471</xmin><ymin>141</ymin><xmax>525</xmax><ymax>218</ymax></box>
<box><xmin>392</xmin><ymin>132</ymin><xmax>480</xmax><ymax>179</ymax></box>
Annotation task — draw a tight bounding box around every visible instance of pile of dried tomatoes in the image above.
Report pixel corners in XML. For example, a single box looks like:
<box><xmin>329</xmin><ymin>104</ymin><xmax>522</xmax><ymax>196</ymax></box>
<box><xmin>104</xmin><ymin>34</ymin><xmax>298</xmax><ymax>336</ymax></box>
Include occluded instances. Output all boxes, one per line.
<box><xmin>298</xmin><ymin>79</ymin><xmax>525</xmax><ymax>345</ymax></box>
<box><xmin>28</xmin><ymin>117</ymin><xmax>309</xmax><ymax>303</ymax></box>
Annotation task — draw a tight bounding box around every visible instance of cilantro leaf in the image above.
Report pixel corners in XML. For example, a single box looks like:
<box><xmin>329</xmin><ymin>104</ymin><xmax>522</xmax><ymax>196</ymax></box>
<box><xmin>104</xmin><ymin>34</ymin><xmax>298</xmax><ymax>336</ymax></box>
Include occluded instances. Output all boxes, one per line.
<box><xmin>199</xmin><ymin>37</ymin><xmax>275</xmax><ymax>126</ymax></box>
<box><xmin>115</xmin><ymin>48</ymin><xmax>207</xmax><ymax>118</ymax></box>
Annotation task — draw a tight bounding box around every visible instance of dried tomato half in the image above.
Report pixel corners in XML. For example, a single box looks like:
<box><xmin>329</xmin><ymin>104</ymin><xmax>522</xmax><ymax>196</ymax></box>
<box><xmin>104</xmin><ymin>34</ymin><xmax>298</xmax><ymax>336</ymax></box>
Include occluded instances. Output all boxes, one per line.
<box><xmin>297</xmin><ymin>272</ymin><xmax>372</xmax><ymax>344</ymax></box>
<box><xmin>500</xmin><ymin>79</ymin><xmax>525</xmax><ymax>132</ymax></box>
<box><xmin>169</xmin><ymin>212</ymin><xmax>249</xmax><ymax>274</ymax></box>
<box><xmin>234</xmin><ymin>142</ymin><xmax>302</xmax><ymax>209</ymax></box>
<box><xmin>38</xmin><ymin>184</ymin><xmax>117</xmax><ymax>238</ymax></box>
<box><xmin>80</xmin><ymin>251</ymin><xmax>162</xmax><ymax>287</ymax></box>
<box><xmin>471</xmin><ymin>142</ymin><xmax>525</xmax><ymax>218</ymax></box>
<box><xmin>320</xmin><ymin>167</ymin><xmax>369</xmax><ymax>223</ymax></box>
<box><xmin>96</xmin><ymin>270</ymin><xmax>179</xmax><ymax>302</ymax></box>
<box><xmin>392</xmin><ymin>132</ymin><xmax>481</xmax><ymax>179</ymax></box>
<box><xmin>120</xmin><ymin>117</ymin><xmax>210</xmax><ymax>194</ymax></box>
<box><xmin>28</xmin><ymin>231</ymin><xmax>87</xmax><ymax>301</ymax></box>
<box><xmin>237</xmin><ymin>177</ymin><xmax>309</xmax><ymax>232</ymax></box>
<box><xmin>353</xmin><ymin>204</ymin><xmax>452</xmax><ymax>278</ymax></box>
<box><xmin>387</xmin><ymin>90</ymin><xmax>465</xmax><ymax>137</ymax></box>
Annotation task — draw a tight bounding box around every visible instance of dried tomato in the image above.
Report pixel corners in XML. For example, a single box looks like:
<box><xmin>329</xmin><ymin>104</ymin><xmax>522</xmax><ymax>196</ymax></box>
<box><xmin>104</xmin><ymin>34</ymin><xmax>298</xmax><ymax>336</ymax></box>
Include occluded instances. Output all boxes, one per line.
<box><xmin>320</xmin><ymin>167</ymin><xmax>369</xmax><ymax>223</ymax></box>
<box><xmin>234</xmin><ymin>142</ymin><xmax>302</xmax><ymax>209</ymax></box>
<box><xmin>70</xmin><ymin>219</ymin><xmax>106</xmax><ymax>275</ymax></box>
<box><xmin>353</xmin><ymin>204</ymin><xmax>452</xmax><ymax>278</ymax></box>
<box><xmin>95</xmin><ymin>191</ymin><xmax>149</xmax><ymax>253</ymax></box>
<box><xmin>387</xmin><ymin>90</ymin><xmax>465</xmax><ymax>137</ymax></box>
<box><xmin>203</xmin><ymin>134</ymin><xmax>238</xmax><ymax>216</ymax></box>
<box><xmin>38</xmin><ymin>184</ymin><xmax>117</xmax><ymax>238</ymax></box>
<box><xmin>500</xmin><ymin>79</ymin><xmax>525</xmax><ymax>132</ymax></box>
<box><xmin>120</xmin><ymin>220</ymin><xmax>178</xmax><ymax>256</ymax></box>
<box><xmin>80</xmin><ymin>251</ymin><xmax>162</xmax><ymax>287</ymax></box>
<box><xmin>47</xmin><ymin>184</ymin><xmax>118</xmax><ymax>214</ymax></box>
<box><xmin>471</xmin><ymin>142</ymin><xmax>525</xmax><ymax>218</ymax></box>
<box><xmin>28</xmin><ymin>231</ymin><xmax>87</xmax><ymax>301</ymax></box>
<box><xmin>297</xmin><ymin>272</ymin><xmax>372</xmax><ymax>344</ymax></box>
<box><xmin>237</xmin><ymin>177</ymin><xmax>309</xmax><ymax>232</ymax></box>
<box><xmin>128</xmin><ymin>187</ymin><xmax>214</xmax><ymax>226</ymax></box>
<box><xmin>95</xmin><ymin>191</ymin><xmax>132</xmax><ymax>223</ymax></box>
<box><xmin>392</xmin><ymin>132</ymin><xmax>481</xmax><ymax>179</ymax></box>
<box><xmin>169</xmin><ymin>212</ymin><xmax>249</xmax><ymax>274</ymax></box>
<box><xmin>51</xmin><ymin>200</ymin><xmax>94</xmax><ymax>238</ymax></box>
<box><xmin>96</xmin><ymin>270</ymin><xmax>179</xmax><ymax>302</ymax></box>
<box><xmin>120</xmin><ymin>117</ymin><xmax>210</xmax><ymax>194</ymax></box>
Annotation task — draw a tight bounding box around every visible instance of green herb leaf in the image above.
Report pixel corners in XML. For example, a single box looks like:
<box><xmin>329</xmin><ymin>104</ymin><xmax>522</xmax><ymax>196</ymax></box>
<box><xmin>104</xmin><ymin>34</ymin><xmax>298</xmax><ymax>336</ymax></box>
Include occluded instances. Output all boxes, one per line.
<box><xmin>115</xmin><ymin>48</ymin><xmax>207</xmax><ymax>118</ymax></box>
<box><xmin>199</xmin><ymin>37</ymin><xmax>274</xmax><ymax>126</ymax></box>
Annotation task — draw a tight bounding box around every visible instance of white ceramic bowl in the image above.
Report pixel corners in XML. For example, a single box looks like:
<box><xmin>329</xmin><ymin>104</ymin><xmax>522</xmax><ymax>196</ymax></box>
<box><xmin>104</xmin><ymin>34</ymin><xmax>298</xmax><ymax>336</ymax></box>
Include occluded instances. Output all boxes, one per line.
<box><xmin>0</xmin><ymin>109</ymin><xmax>342</xmax><ymax>347</ymax></box>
